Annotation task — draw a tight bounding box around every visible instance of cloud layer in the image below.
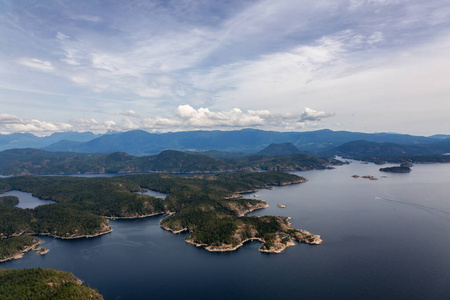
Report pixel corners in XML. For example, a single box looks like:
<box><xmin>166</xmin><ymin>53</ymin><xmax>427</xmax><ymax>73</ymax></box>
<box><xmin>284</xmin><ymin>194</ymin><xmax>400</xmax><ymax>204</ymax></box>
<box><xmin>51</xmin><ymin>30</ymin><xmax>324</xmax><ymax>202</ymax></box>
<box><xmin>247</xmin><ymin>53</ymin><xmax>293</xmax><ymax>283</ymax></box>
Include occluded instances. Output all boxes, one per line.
<box><xmin>1</xmin><ymin>0</ymin><xmax>449</xmax><ymax>135</ymax></box>
<box><xmin>0</xmin><ymin>106</ymin><xmax>334</xmax><ymax>135</ymax></box>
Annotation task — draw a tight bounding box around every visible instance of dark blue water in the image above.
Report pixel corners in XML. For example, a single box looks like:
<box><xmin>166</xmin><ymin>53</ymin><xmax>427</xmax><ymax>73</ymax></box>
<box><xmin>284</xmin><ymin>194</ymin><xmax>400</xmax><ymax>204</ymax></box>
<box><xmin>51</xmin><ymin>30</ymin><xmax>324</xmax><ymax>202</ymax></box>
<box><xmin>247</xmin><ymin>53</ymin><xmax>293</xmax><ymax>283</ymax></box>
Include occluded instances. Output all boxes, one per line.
<box><xmin>2</xmin><ymin>162</ymin><xmax>450</xmax><ymax>299</ymax></box>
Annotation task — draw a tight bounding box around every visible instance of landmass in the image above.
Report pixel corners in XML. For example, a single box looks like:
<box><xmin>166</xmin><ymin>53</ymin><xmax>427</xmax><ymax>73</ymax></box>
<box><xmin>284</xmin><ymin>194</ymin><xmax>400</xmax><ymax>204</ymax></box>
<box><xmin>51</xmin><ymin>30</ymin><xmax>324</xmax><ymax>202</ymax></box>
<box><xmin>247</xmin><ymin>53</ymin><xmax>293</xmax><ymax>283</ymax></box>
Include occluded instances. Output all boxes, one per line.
<box><xmin>0</xmin><ymin>195</ymin><xmax>19</xmax><ymax>206</ymax></box>
<box><xmin>180</xmin><ymin>216</ymin><xmax>322</xmax><ymax>253</ymax></box>
<box><xmin>351</xmin><ymin>175</ymin><xmax>378</xmax><ymax>180</ymax></box>
<box><xmin>0</xmin><ymin>148</ymin><xmax>343</xmax><ymax>176</ymax></box>
<box><xmin>0</xmin><ymin>236</ymin><xmax>44</xmax><ymax>263</ymax></box>
<box><xmin>0</xmin><ymin>268</ymin><xmax>103</xmax><ymax>299</ymax></box>
<box><xmin>342</xmin><ymin>154</ymin><xmax>450</xmax><ymax>165</ymax></box>
<box><xmin>0</xmin><ymin>172</ymin><xmax>320</xmax><ymax>256</ymax></box>
<box><xmin>379</xmin><ymin>166</ymin><xmax>412</xmax><ymax>173</ymax></box>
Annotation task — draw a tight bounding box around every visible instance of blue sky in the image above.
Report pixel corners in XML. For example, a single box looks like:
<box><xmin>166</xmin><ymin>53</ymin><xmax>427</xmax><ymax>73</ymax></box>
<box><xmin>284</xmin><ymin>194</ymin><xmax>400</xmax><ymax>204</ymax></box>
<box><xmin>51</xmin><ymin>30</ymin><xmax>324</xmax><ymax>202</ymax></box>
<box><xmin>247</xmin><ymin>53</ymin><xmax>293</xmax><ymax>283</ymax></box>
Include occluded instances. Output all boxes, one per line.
<box><xmin>1</xmin><ymin>0</ymin><xmax>449</xmax><ymax>136</ymax></box>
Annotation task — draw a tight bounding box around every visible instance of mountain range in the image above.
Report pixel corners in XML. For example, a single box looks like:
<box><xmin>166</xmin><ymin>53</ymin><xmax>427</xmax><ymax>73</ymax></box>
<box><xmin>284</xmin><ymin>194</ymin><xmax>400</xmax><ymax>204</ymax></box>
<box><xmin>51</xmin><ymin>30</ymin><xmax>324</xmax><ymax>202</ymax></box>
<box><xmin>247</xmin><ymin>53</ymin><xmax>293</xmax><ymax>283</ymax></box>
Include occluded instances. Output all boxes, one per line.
<box><xmin>0</xmin><ymin>129</ymin><xmax>449</xmax><ymax>159</ymax></box>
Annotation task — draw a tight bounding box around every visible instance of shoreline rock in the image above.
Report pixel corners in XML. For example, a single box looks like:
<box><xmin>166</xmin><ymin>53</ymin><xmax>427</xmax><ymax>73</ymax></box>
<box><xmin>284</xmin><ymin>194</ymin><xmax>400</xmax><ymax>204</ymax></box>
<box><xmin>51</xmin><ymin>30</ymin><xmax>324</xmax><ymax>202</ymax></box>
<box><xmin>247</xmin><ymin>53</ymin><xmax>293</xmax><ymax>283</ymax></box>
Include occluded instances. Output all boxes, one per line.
<box><xmin>0</xmin><ymin>240</ymin><xmax>43</xmax><ymax>263</ymax></box>
<box><xmin>34</xmin><ymin>222</ymin><xmax>113</xmax><ymax>240</ymax></box>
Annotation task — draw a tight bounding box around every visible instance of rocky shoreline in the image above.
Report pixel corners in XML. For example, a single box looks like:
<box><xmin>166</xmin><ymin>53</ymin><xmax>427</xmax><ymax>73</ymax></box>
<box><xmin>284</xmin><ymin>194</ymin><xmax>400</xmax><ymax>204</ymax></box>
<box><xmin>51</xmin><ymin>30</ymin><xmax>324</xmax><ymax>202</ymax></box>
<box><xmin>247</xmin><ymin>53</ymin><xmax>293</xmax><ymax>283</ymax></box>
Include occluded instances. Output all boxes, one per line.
<box><xmin>105</xmin><ymin>211</ymin><xmax>174</xmax><ymax>220</ymax></box>
<box><xmin>183</xmin><ymin>217</ymin><xmax>323</xmax><ymax>254</ymax></box>
<box><xmin>0</xmin><ymin>239</ymin><xmax>47</xmax><ymax>263</ymax></box>
<box><xmin>34</xmin><ymin>222</ymin><xmax>113</xmax><ymax>240</ymax></box>
<box><xmin>161</xmin><ymin>206</ymin><xmax>322</xmax><ymax>254</ymax></box>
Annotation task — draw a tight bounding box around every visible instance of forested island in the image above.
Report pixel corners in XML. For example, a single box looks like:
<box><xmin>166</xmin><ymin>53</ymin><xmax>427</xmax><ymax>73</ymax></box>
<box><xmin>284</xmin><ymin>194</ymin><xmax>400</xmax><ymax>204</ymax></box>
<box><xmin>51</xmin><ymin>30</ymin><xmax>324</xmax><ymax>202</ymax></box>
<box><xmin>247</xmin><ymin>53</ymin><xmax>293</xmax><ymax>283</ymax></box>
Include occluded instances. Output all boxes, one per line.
<box><xmin>0</xmin><ymin>268</ymin><xmax>103</xmax><ymax>299</ymax></box>
<box><xmin>379</xmin><ymin>166</ymin><xmax>412</xmax><ymax>173</ymax></box>
<box><xmin>0</xmin><ymin>172</ymin><xmax>320</xmax><ymax>256</ymax></box>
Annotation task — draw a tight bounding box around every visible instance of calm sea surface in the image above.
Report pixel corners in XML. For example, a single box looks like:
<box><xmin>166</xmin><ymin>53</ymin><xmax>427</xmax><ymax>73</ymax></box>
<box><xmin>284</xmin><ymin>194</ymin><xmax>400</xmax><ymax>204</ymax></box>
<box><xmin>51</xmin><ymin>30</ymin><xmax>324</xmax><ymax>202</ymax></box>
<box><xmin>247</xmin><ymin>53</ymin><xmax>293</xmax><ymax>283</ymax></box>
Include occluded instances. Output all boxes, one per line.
<box><xmin>2</xmin><ymin>162</ymin><xmax>450</xmax><ymax>299</ymax></box>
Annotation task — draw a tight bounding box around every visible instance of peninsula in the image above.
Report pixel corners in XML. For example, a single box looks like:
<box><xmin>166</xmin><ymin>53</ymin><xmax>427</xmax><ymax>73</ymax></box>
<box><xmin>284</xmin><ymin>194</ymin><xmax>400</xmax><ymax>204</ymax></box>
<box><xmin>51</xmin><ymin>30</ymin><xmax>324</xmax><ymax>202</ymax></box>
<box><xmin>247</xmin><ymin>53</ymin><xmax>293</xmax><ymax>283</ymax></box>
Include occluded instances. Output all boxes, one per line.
<box><xmin>0</xmin><ymin>236</ymin><xmax>44</xmax><ymax>263</ymax></box>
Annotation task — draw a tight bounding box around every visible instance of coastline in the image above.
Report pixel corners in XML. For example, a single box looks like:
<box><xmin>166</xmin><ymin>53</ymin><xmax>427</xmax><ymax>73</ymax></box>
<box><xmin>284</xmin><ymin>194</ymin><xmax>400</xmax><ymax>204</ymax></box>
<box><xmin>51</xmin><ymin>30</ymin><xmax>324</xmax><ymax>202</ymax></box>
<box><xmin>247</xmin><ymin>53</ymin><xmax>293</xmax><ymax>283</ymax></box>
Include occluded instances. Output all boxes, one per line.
<box><xmin>104</xmin><ymin>211</ymin><xmax>171</xmax><ymax>220</ymax></box>
<box><xmin>33</xmin><ymin>222</ymin><xmax>113</xmax><ymax>240</ymax></box>
<box><xmin>160</xmin><ymin>196</ymin><xmax>322</xmax><ymax>254</ymax></box>
<box><xmin>0</xmin><ymin>239</ymin><xmax>43</xmax><ymax>263</ymax></box>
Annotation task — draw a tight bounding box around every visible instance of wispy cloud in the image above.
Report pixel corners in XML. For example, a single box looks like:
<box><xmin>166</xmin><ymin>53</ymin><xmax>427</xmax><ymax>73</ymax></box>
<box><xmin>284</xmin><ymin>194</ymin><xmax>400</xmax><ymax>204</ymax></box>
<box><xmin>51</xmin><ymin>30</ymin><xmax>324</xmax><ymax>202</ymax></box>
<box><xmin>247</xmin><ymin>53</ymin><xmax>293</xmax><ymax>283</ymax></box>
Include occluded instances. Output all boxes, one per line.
<box><xmin>17</xmin><ymin>57</ymin><xmax>54</xmax><ymax>72</ymax></box>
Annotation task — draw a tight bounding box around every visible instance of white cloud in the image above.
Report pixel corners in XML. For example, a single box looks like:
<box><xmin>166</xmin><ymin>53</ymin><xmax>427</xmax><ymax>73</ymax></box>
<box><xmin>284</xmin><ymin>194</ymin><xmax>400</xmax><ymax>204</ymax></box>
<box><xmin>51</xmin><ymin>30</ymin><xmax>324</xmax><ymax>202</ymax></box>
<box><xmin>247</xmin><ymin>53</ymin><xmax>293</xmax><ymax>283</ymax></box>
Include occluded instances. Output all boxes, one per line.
<box><xmin>0</xmin><ymin>114</ymin><xmax>72</xmax><ymax>136</ymax></box>
<box><xmin>298</xmin><ymin>107</ymin><xmax>335</xmax><ymax>122</ymax></box>
<box><xmin>17</xmin><ymin>57</ymin><xmax>54</xmax><ymax>72</ymax></box>
<box><xmin>141</xmin><ymin>117</ymin><xmax>183</xmax><ymax>129</ymax></box>
<box><xmin>172</xmin><ymin>105</ymin><xmax>333</xmax><ymax>130</ymax></box>
<box><xmin>175</xmin><ymin>105</ymin><xmax>265</xmax><ymax>127</ymax></box>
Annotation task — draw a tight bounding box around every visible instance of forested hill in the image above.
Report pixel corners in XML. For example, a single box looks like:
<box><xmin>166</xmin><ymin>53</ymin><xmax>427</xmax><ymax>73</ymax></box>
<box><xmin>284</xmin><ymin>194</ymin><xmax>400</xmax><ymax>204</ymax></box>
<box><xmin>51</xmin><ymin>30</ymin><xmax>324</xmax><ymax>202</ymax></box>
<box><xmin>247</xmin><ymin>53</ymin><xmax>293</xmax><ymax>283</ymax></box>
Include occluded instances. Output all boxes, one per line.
<box><xmin>0</xmin><ymin>148</ymin><xmax>342</xmax><ymax>176</ymax></box>
<box><xmin>0</xmin><ymin>268</ymin><xmax>103</xmax><ymax>299</ymax></box>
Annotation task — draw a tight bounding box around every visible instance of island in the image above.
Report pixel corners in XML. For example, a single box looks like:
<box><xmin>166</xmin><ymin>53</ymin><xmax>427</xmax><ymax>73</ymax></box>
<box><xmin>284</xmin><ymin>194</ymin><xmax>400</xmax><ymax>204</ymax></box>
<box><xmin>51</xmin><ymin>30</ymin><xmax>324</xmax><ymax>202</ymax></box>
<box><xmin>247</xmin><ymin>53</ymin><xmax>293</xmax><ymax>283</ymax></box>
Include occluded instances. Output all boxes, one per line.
<box><xmin>352</xmin><ymin>175</ymin><xmax>378</xmax><ymax>180</ymax></box>
<box><xmin>0</xmin><ymin>268</ymin><xmax>103</xmax><ymax>299</ymax></box>
<box><xmin>0</xmin><ymin>172</ymin><xmax>321</xmax><ymax>256</ymax></box>
<box><xmin>379</xmin><ymin>166</ymin><xmax>412</xmax><ymax>173</ymax></box>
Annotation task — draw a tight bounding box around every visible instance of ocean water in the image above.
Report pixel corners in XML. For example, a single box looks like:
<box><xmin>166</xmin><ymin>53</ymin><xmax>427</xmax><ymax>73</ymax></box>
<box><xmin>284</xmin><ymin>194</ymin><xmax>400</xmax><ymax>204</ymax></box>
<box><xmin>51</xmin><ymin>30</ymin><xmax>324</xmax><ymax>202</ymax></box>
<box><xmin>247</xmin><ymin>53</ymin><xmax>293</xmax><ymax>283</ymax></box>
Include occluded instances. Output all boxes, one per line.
<box><xmin>1</xmin><ymin>162</ymin><xmax>450</xmax><ymax>299</ymax></box>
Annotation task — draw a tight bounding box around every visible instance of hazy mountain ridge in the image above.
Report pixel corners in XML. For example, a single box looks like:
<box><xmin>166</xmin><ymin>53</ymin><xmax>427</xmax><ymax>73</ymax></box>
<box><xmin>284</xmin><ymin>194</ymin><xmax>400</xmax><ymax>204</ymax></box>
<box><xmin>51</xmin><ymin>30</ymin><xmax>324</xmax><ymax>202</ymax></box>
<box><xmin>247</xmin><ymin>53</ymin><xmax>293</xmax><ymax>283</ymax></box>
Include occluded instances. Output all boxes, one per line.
<box><xmin>1</xmin><ymin>129</ymin><xmax>448</xmax><ymax>159</ymax></box>
<box><xmin>35</xmin><ymin>129</ymin><xmax>447</xmax><ymax>156</ymax></box>
<box><xmin>0</xmin><ymin>132</ymin><xmax>101</xmax><ymax>151</ymax></box>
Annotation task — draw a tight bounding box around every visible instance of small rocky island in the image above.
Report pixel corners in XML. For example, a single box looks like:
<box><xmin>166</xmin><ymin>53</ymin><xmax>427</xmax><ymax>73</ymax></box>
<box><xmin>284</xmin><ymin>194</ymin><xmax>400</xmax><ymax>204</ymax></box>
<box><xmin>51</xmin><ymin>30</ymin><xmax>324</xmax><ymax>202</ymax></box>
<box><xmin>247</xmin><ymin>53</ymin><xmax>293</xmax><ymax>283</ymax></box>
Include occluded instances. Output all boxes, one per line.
<box><xmin>351</xmin><ymin>175</ymin><xmax>378</xmax><ymax>180</ymax></box>
<box><xmin>379</xmin><ymin>166</ymin><xmax>412</xmax><ymax>173</ymax></box>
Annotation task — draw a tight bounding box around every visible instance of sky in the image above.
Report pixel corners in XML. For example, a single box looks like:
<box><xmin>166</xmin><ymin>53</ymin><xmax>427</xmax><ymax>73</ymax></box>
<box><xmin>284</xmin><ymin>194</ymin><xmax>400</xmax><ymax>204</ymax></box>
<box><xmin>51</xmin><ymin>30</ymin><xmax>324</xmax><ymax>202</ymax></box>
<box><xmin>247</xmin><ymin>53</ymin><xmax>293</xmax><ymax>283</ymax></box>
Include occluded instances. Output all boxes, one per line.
<box><xmin>0</xmin><ymin>0</ymin><xmax>449</xmax><ymax>136</ymax></box>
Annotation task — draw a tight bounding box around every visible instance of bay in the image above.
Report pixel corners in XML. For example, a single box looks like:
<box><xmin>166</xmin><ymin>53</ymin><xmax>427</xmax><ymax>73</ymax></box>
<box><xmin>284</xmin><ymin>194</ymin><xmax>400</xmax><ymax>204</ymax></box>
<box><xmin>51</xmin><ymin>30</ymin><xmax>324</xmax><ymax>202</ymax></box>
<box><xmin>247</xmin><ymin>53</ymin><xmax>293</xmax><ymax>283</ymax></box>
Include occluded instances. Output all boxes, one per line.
<box><xmin>1</xmin><ymin>190</ymin><xmax>56</xmax><ymax>208</ymax></box>
<box><xmin>1</xmin><ymin>162</ymin><xmax>450</xmax><ymax>299</ymax></box>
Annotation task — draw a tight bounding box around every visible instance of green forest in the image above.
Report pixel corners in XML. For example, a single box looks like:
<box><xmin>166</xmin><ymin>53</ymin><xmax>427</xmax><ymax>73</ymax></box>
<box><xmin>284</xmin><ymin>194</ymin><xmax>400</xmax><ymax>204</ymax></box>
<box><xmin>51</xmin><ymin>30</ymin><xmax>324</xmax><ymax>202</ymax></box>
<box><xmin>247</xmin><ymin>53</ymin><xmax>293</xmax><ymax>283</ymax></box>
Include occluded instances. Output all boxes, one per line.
<box><xmin>0</xmin><ymin>236</ymin><xmax>40</xmax><ymax>261</ymax></box>
<box><xmin>0</xmin><ymin>268</ymin><xmax>103</xmax><ymax>299</ymax></box>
